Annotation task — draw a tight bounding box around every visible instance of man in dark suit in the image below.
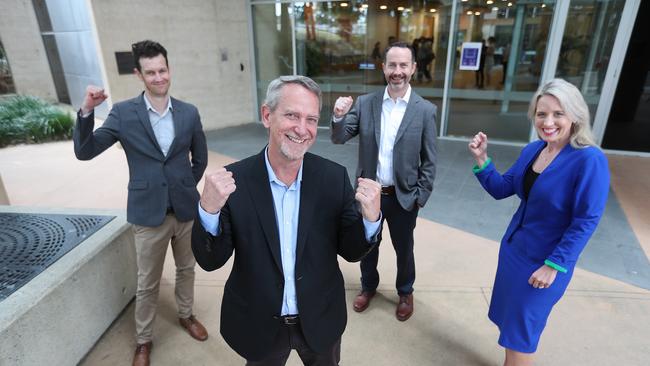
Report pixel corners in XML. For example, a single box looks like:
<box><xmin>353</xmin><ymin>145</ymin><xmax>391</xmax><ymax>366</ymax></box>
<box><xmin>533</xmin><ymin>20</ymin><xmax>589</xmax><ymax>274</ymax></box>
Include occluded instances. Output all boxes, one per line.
<box><xmin>73</xmin><ymin>40</ymin><xmax>208</xmax><ymax>366</ymax></box>
<box><xmin>192</xmin><ymin>75</ymin><xmax>381</xmax><ymax>365</ymax></box>
<box><xmin>330</xmin><ymin>42</ymin><xmax>437</xmax><ymax>321</ymax></box>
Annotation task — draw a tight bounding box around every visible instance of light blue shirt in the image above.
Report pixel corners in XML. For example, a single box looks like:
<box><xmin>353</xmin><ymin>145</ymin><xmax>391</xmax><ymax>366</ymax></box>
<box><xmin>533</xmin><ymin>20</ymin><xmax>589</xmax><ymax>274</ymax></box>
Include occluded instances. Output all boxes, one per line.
<box><xmin>198</xmin><ymin>148</ymin><xmax>381</xmax><ymax>316</ymax></box>
<box><xmin>143</xmin><ymin>94</ymin><xmax>174</xmax><ymax>157</ymax></box>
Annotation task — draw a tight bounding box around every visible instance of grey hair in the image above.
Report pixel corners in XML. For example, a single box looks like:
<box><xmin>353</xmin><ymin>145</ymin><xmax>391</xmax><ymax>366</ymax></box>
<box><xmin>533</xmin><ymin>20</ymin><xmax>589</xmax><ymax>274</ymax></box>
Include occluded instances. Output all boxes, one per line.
<box><xmin>264</xmin><ymin>75</ymin><xmax>322</xmax><ymax>112</ymax></box>
<box><xmin>527</xmin><ymin>78</ymin><xmax>597</xmax><ymax>148</ymax></box>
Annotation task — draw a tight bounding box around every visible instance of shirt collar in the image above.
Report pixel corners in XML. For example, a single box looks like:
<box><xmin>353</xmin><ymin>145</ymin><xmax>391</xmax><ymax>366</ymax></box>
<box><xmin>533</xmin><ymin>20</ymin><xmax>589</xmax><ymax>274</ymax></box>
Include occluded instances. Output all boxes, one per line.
<box><xmin>143</xmin><ymin>93</ymin><xmax>173</xmax><ymax>114</ymax></box>
<box><xmin>264</xmin><ymin>146</ymin><xmax>303</xmax><ymax>188</ymax></box>
<box><xmin>383</xmin><ymin>85</ymin><xmax>411</xmax><ymax>104</ymax></box>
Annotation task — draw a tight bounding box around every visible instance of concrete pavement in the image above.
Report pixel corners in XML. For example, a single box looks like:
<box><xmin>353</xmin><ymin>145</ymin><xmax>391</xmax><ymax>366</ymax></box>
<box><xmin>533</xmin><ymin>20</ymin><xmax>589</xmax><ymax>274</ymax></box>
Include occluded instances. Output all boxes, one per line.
<box><xmin>1</xmin><ymin>130</ymin><xmax>649</xmax><ymax>365</ymax></box>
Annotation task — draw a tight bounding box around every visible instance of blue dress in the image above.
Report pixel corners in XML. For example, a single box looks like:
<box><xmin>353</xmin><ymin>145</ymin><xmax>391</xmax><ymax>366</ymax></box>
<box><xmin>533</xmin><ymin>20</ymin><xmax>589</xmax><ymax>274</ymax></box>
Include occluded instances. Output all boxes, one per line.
<box><xmin>474</xmin><ymin>141</ymin><xmax>609</xmax><ymax>353</ymax></box>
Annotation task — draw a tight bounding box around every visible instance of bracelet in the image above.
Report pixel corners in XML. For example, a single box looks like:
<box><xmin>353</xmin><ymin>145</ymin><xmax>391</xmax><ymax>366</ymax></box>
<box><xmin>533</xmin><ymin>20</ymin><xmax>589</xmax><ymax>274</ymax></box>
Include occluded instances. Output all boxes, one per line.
<box><xmin>472</xmin><ymin>157</ymin><xmax>492</xmax><ymax>174</ymax></box>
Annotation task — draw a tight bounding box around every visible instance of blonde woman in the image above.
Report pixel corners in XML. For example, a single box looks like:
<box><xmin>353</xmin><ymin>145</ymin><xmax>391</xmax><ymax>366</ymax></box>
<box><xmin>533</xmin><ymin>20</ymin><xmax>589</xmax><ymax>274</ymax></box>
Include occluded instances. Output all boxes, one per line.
<box><xmin>468</xmin><ymin>78</ymin><xmax>610</xmax><ymax>365</ymax></box>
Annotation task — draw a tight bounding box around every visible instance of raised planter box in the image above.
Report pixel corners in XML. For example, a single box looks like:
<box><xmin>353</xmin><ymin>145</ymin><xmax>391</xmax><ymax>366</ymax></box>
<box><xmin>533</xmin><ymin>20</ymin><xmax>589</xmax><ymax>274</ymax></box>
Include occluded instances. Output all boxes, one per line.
<box><xmin>0</xmin><ymin>206</ymin><xmax>136</xmax><ymax>366</ymax></box>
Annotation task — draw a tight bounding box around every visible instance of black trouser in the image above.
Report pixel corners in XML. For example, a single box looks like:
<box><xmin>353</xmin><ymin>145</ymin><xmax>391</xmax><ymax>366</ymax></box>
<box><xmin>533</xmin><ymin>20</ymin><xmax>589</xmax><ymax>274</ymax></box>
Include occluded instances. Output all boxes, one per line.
<box><xmin>360</xmin><ymin>192</ymin><xmax>419</xmax><ymax>295</ymax></box>
<box><xmin>245</xmin><ymin>317</ymin><xmax>341</xmax><ymax>366</ymax></box>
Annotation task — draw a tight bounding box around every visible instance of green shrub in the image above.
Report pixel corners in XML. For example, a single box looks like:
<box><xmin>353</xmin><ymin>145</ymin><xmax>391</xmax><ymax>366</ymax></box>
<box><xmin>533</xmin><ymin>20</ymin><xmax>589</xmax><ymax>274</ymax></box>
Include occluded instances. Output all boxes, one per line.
<box><xmin>0</xmin><ymin>95</ymin><xmax>74</xmax><ymax>147</ymax></box>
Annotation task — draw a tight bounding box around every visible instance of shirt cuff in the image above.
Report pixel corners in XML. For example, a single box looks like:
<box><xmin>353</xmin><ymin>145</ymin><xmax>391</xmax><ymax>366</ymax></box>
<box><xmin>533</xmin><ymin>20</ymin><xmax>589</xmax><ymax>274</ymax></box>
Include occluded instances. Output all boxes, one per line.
<box><xmin>332</xmin><ymin>115</ymin><xmax>344</xmax><ymax>123</ymax></box>
<box><xmin>544</xmin><ymin>259</ymin><xmax>568</xmax><ymax>273</ymax></box>
<box><xmin>363</xmin><ymin>212</ymin><xmax>382</xmax><ymax>242</ymax></box>
<box><xmin>472</xmin><ymin>157</ymin><xmax>492</xmax><ymax>174</ymax></box>
<box><xmin>79</xmin><ymin>109</ymin><xmax>93</xmax><ymax>119</ymax></box>
<box><xmin>198</xmin><ymin>202</ymin><xmax>221</xmax><ymax>236</ymax></box>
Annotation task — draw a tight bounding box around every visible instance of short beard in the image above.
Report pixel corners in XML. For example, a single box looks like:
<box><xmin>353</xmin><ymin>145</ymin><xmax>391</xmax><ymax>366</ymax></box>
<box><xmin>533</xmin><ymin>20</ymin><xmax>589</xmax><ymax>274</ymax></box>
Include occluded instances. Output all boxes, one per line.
<box><xmin>279</xmin><ymin>142</ymin><xmax>308</xmax><ymax>161</ymax></box>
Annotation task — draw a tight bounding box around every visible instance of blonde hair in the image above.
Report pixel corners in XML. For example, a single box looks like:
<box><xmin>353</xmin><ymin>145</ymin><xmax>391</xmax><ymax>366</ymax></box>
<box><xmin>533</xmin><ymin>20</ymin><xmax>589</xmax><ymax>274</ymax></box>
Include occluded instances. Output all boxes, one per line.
<box><xmin>527</xmin><ymin>78</ymin><xmax>597</xmax><ymax>148</ymax></box>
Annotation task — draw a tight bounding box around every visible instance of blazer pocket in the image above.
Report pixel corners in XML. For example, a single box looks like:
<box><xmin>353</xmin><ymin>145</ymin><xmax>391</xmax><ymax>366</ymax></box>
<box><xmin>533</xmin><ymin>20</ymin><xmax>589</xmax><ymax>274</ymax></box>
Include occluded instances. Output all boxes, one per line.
<box><xmin>128</xmin><ymin>180</ymin><xmax>148</xmax><ymax>190</ymax></box>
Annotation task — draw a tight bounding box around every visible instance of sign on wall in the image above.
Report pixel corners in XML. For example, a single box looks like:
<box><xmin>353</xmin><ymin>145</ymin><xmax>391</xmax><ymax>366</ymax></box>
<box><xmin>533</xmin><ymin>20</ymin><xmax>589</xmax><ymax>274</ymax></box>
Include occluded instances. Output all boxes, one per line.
<box><xmin>459</xmin><ymin>42</ymin><xmax>483</xmax><ymax>71</ymax></box>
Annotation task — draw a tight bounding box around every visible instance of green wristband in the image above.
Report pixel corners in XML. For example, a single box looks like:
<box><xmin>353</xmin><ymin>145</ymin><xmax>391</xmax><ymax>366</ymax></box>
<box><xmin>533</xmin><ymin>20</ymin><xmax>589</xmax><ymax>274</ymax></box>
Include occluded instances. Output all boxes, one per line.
<box><xmin>544</xmin><ymin>259</ymin><xmax>568</xmax><ymax>273</ymax></box>
<box><xmin>472</xmin><ymin>157</ymin><xmax>492</xmax><ymax>174</ymax></box>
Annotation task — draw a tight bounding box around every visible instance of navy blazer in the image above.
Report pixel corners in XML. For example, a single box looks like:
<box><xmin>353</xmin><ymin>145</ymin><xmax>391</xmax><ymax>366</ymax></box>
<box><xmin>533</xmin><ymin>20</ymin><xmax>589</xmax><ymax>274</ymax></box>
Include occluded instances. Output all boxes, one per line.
<box><xmin>475</xmin><ymin>140</ymin><xmax>610</xmax><ymax>271</ymax></box>
<box><xmin>73</xmin><ymin>93</ymin><xmax>208</xmax><ymax>226</ymax></box>
<box><xmin>191</xmin><ymin>150</ymin><xmax>377</xmax><ymax>361</ymax></box>
<box><xmin>331</xmin><ymin>89</ymin><xmax>437</xmax><ymax>211</ymax></box>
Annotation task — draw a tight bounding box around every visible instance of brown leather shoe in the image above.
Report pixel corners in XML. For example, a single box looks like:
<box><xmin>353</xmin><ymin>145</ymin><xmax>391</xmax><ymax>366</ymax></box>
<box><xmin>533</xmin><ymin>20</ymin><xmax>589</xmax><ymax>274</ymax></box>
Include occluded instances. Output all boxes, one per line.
<box><xmin>179</xmin><ymin>315</ymin><xmax>209</xmax><ymax>341</ymax></box>
<box><xmin>353</xmin><ymin>290</ymin><xmax>376</xmax><ymax>312</ymax></box>
<box><xmin>132</xmin><ymin>342</ymin><xmax>152</xmax><ymax>366</ymax></box>
<box><xmin>396</xmin><ymin>294</ymin><xmax>414</xmax><ymax>321</ymax></box>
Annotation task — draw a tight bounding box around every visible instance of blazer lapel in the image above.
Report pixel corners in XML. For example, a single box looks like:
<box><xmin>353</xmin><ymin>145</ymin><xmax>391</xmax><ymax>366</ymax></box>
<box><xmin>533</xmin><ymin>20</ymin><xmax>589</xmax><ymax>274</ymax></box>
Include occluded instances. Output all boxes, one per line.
<box><xmin>166</xmin><ymin>97</ymin><xmax>182</xmax><ymax>159</ymax></box>
<box><xmin>394</xmin><ymin>91</ymin><xmax>419</xmax><ymax>144</ymax></box>
<box><xmin>248</xmin><ymin>150</ymin><xmax>284</xmax><ymax>274</ymax></box>
<box><xmin>295</xmin><ymin>154</ymin><xmax>318</xmax><ymax>264</ymax></box>
<box><xmin>372</xmin><ymin>92</ymin><xmax>382</xmax><ymax>148</ymax></box>
<box><xmin>134</xmin><ymin>94</ymin><xmax>165</xmax><ymax>158</ymax></box>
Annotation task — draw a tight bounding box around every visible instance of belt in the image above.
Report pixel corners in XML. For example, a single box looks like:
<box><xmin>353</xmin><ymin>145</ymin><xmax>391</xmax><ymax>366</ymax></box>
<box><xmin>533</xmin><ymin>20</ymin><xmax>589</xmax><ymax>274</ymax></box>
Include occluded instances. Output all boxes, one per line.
<box><xmin>381</xmin><ymin>186</ymin><xmax>395</xmax><ymax>195</ymax></box>
<box><xmin>279</xmin><ymin>315</ymin><xmax>299</xmax><ymax>325</ymax></box>
<box><xmin>166</xmin><ymin>207</ymin><xmax>175</xmax><ymax>215</ymax></box>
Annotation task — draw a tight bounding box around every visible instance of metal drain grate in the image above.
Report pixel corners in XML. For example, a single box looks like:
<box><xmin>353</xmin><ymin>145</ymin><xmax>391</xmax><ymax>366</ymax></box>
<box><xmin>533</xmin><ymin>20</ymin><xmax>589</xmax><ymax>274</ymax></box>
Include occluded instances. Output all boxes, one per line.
<box><xmin>0</xmin><ymin>213</ymin><xmax>115</xmax><ymax>300</ymax></box>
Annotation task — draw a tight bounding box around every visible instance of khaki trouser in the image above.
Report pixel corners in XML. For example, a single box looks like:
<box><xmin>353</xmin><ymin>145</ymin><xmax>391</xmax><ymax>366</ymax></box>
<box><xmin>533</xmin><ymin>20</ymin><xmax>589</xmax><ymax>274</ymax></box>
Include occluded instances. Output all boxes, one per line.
<box><xmin>133</xmin><ymin>215</ymin><xmax>195</xmax><ymax>344</ymax></box>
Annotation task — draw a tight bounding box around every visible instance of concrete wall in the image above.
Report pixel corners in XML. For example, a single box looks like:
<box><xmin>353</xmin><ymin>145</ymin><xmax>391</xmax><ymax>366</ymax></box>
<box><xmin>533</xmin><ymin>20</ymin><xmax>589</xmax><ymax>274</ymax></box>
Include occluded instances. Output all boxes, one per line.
<box><xmin>89</xmin><ymin>0</ymin><xmax>255</xmax><ymax>130</ymax></box>
<box><xmin>0</xmin><ymin>0</ymin><xmax>58</xmax><ymax>101</ymax></box>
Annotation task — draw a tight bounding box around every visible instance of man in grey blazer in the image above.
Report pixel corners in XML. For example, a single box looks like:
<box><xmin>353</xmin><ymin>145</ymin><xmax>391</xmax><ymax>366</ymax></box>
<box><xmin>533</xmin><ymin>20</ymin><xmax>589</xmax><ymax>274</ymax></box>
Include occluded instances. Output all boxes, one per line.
<box><xmin>73</xmin><ymin>40</ymin><xmax>208</xmax><ymax>366</ymax></box>
<box><xmin>331</xmin><ymin>42</ymin><xmax>437</xmax><ymax>322</ymax></box>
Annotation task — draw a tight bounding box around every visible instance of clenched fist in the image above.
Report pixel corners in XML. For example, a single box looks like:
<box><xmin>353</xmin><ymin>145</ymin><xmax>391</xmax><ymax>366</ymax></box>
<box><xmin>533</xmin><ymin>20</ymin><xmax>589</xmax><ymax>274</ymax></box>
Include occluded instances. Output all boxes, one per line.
<box><xmin>81</xmin><ymin>85</ymin><xmax>108</xmax><ymax>115</ymax></box>
<box><xmin>200</xmin><ymin>168</ymin><xmax>236</xmax><ymax>214</ymax></box>
<box><xmin>468</xmin><ymin>131</ymin><xmax>489</xmax><ymax>168</ymax></box>
<box><xmin>333</xmin><ymin>96</ymin><xmax>354</xmax><ymax>118</ymax></box>
<box><xmin>355</xmin><ymin>178</ymin><xmax>381</xmax><ymax>222</ymax></box>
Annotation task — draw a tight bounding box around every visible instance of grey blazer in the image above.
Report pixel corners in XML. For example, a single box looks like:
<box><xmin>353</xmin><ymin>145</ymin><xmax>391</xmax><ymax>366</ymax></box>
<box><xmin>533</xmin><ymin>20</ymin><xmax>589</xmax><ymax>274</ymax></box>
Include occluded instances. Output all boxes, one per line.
<box><xmin>73</xmin><ymin>93</ymin><xmax>208</xmax><ymax>227</ymax></box>
<box><xmin>331</xmin><ymin>89</ymin><xmax>437</xmax><ymax>211</ymax></box>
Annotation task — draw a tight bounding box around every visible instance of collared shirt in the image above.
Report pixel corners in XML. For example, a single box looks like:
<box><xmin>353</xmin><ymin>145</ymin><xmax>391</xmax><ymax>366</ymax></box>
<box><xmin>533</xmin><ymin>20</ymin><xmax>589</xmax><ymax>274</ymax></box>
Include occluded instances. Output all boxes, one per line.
<box><xmin>143</xmin><ymin>94</ymin><xmax>175</xmax><ymax>157</ymax></box>
<box><xmin>377</xmin><ymin>86</ymin><xmax>411</xmax><ymax>186</ymax></box>
<box><xmin>198</xmin><ymin>148</ymin><xmax>381</xmax><ymax>316</ymax></box>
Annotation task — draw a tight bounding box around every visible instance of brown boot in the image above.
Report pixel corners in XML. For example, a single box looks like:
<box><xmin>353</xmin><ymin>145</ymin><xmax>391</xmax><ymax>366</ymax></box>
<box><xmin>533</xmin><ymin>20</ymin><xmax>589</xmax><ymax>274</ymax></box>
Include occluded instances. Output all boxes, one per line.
<box><xmin>179</xmin><ymin>315</ymin><xmax>209</xmax><ymax>341</ymax></box>
<box><xmin>352</xmin><ymin>290</ymin><xmax>376</xmax><ymax>312</ymax></box>
<box><xmin>396</xmin><ymin>294</ymin><xmax>414</xmax><ymax>321</ymax></box>
<box><xmin>132</xmin><ymin>342</ymin><xmax>152</xmax><ymax>366</ymax></box>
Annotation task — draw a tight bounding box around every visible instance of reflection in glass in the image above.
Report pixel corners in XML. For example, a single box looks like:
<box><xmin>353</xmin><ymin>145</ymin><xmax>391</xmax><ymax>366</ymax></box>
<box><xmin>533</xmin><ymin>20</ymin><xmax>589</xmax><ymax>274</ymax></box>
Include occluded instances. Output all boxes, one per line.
<box><xmin>252</xmin><ymin>3</ymin><xmax>293</xmax><ymax>113</ymax></box>
<box><xmin>446</xmin><ymin>1</ymin><xmax>555</xmax><ymax>142</ymax></box>
<box><xmin>556</xmin><ymin>0</ymin><xmax>626</xmax><ymax>122</ymax></box>
<box><xmin>0</xmin><ymin>38</ymin><xmax>16</xmax><ymax>94</ymax></box>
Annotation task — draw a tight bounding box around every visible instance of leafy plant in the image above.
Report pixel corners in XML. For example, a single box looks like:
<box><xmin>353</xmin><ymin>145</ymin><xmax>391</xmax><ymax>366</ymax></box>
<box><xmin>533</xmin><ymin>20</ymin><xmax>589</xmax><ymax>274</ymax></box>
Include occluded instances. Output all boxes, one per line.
<box><xmin>0</xmin><ymin>95</ymin><xmax>74</xmax><ymax>147</ymax></box>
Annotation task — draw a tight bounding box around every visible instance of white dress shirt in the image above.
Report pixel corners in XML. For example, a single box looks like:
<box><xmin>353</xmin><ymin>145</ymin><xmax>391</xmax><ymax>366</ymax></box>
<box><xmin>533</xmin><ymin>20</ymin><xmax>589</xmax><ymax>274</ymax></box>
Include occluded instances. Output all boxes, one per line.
<box><xmin>377</xmin><ymin>86</ymin><xmax>411</xmax><ymax>186</ymax></box>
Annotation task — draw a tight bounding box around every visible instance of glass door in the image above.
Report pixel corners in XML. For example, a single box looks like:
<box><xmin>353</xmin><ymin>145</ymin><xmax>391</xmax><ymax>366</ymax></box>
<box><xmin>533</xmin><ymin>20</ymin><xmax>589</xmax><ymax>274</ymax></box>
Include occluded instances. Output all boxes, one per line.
<box><xmin>443</xmin><ymin>0</ymin><xmax>556</xmax><ymax>142</ymax></box>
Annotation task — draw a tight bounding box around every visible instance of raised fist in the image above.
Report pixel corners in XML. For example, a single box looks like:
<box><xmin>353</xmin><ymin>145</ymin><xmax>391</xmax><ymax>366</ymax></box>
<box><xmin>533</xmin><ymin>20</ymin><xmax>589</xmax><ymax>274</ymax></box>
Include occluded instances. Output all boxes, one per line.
<box><xmin>333</xmin><ymin>96</ymin><xmax>354</xmax><ymax>118</ymax></box>
<box><xmin>200</xmin><ymin>168</ymin><xmax>236</xmax><ymax>214</ymax></box>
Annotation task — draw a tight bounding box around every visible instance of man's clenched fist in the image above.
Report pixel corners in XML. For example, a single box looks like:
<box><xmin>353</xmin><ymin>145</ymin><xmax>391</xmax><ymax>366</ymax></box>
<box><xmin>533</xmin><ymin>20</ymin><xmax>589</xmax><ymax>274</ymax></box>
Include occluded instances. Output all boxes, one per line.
<box><xmin>200</xmin><ymin>168</ymin><xmax>236</xmax><ymax>214</ymax></box>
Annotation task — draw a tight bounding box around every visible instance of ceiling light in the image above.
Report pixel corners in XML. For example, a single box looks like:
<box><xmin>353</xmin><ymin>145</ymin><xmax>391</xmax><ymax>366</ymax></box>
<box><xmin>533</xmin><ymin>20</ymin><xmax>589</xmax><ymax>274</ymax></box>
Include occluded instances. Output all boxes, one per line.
<box><xmin>397</xmin><ymin>6</ymin><xmax>405</xmax><ymax>11</ymax></box>
<box><xmin>508</xmin><ymin>2</ymin><xmax>513</xmax><ymax>6</ymax></box>
<box><xmin>341</xmin><ymin>2</ymin><xmax>348</xmax><ymax>7</ymax></box>
<box><xmin>362</xmin><ymin>4</ymin><xmax>368</xmax><ymax>8</ymax></box>
<box><xmin>430</xmin><ymin>9</ymin><xmax>436</xmax><ymax>13</ymax></box>
<box><xmin>380</xmin><ymin>5</ymin><xmax>387</xmax><ymax>10</ymax></box>
<box><xmin>474</xmin><ymin>11</ymin><xmax>481</xmax><ymax>15</ymax></box>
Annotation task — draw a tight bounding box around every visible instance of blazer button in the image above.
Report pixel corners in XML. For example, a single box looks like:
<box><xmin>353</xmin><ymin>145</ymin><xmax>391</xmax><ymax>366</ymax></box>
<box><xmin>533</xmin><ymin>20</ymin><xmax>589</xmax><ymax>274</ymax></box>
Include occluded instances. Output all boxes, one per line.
<box><xmin>296</xmin><ymin>276</ymin><xmax>303</xmax><ymax>281</ymax></box>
